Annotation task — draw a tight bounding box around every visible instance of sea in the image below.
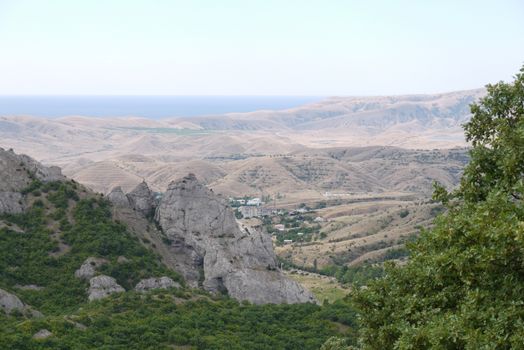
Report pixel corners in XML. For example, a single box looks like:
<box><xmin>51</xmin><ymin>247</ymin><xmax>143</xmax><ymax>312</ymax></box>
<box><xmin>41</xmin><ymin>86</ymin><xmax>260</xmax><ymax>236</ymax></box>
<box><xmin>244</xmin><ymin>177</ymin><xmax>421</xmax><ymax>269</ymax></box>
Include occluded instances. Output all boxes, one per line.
<box><xmin>0</xmin><ymin>96</ymin><xmax>323</xmax><ymax>119</ymax></box>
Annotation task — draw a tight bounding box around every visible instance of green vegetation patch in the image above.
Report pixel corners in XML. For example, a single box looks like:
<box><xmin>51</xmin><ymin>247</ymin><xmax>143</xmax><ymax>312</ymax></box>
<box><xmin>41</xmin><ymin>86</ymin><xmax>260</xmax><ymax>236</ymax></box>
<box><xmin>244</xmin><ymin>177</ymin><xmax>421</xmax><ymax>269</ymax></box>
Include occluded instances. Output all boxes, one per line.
<box><xmin>0</xmin><ymin>291</ymin><xmax>356</xmax><ymax>349</ymax></box>
<box><xmin>0</xmin><ymin>181</ymin><xmax>180</xmax><ymax>314</ymax></box>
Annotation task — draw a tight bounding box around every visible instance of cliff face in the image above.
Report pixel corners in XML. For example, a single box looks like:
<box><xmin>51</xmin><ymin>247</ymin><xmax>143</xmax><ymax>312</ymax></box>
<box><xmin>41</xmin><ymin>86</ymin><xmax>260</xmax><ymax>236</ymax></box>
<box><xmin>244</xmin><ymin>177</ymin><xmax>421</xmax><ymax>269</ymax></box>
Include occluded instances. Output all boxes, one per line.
<box><xmin>0</xmin><ymin>147</ymin><xmax>64</xmax><ymax>214</ymax></box>
<box><xmin>126</xmin><ymin>181</ymin><xmax>156</xmax><ymax>217</ymax></box>
<box><xmin>154</xmin><ymin>174</ymin><xmax>316</xmax><ymax>304</ymax></box>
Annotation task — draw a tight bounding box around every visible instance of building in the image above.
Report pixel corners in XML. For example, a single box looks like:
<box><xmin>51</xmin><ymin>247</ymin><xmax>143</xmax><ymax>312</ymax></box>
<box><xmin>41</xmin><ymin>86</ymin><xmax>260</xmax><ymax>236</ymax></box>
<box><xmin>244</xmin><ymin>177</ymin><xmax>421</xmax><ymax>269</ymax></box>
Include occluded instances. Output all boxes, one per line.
<box><xmin>246</xmin><ymin>198</ymin><xmax>262</xmax><ymax>206</ymax></box>
<box><xmin>274</xmin><ymin>224</ymin><xmax>285</xmax><ymax>231</ymax></box>
<box><xmin>283</xmin><ymin>239</ymin><xmax>293</xmax><ymax>244</ymax></box>
<box><xmin>314</xmin><ymin>216</ymin><xmax>325</xmax><ymax>223</ymax></box>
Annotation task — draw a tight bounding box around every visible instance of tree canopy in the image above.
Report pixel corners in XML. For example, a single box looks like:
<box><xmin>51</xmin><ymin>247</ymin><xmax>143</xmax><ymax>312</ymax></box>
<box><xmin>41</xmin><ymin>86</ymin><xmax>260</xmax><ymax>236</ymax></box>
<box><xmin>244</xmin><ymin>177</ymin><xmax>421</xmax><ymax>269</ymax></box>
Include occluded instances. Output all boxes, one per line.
<box><xmin>352</xmin><ymin>66</ymin><xmax>524</xmax><ymax>349</ymax></box>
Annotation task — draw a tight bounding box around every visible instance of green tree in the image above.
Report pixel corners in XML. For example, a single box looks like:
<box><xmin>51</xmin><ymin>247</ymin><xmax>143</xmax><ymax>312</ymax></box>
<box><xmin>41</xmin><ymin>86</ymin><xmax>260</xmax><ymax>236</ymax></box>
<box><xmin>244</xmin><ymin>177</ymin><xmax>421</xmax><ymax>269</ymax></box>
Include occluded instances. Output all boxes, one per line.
<box><xmin>352</xmin><ymin>66</ymin><xmax>524</xmax><ymax>349</ymax></box>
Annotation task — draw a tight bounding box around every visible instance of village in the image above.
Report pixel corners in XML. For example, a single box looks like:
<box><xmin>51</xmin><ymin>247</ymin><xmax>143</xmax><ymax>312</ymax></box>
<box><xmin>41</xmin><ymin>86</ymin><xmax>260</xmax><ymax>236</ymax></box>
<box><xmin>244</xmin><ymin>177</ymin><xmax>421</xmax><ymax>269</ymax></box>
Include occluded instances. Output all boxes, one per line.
<box><xmin>229</xmin><ymin>196</ymin><xmax>327</xmax><ymax>246</ymax></box>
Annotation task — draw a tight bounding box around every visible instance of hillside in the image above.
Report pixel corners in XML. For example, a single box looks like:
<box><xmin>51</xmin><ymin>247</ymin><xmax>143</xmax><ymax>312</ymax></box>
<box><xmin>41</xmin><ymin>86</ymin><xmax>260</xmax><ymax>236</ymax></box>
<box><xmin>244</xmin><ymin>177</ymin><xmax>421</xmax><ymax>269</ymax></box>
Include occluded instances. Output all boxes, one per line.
<box><xmin>0</xmin><ymin>89</ymin><xmax>481</xmax><ymax>200</ymax></box>
<box><xmin>176</xmin><ymin>89</ymin><xmax>484</xmax><ymax>132</ymax></box>
<box><xmin>0</xmin><ymin>149</ymin><xmax>355</xmax><ymax>349</ymax></box>
<box><xmin>0</xmin><ymin>90</ymin><xmax>481</xmax><ymax>154</ymax></box>
<box><xmin>54</xmin><ymin>146</ymin><xmax>469</xmax><ymax>199</ymax></box>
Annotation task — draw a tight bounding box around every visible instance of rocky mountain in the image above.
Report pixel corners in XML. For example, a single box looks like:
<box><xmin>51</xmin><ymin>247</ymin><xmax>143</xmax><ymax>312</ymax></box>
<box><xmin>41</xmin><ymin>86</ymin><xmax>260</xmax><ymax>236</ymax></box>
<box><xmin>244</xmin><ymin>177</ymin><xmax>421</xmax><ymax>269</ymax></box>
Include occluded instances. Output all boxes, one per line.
<box><xmin>0</xmin><ymin>148</ymin><xmax>314</xmax><ymax>306</ymax></box>
<box><xmin>154</xmin><ymin>174</ymin><xmax>315</xmax><ymax>304</ymax></box>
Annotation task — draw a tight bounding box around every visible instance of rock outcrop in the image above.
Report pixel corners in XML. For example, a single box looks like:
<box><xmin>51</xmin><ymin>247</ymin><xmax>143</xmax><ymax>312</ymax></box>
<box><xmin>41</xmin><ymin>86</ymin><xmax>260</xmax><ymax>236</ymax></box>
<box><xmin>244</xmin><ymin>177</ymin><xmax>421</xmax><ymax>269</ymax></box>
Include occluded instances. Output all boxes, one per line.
<box><xmin>107</xmin><ymin>186</ymin><xmax>130</xmax><ymax>208</ymax></box>
<box><xmin>126</xmin><ymin>181</ymin><xmax>155</xmax><ymax>217</ymax></box>
<box><xmin>0</xmin><ymin>147</ymin><xmax>64</xmax><ymax>192</ymax></box>
<box><xmin>135</xmin><ymin>277</ymin><xmax>180</xmax><ymax>292</ymax></box>
<box><xmin>33</xmin><ymin>329</ymin><xmax>53</xmax><ymax>339</ymax></box>
<box><xmin>0</xmin><ymin>192</ymin><xmax>25</xmax><ymax>214</ymax></box>
<box><xmin>155</xmin><ymin>174</ymin><xmax>316</xmax><ymax>304</ymax></box>
<box><xmin>75</xmin><ymin>257</ymin><xmax>109</xmax><ymax>280</ymax></box>
<box><xmin>88</xmin><ymin>275</ymin><xmax>125</xmax><ymax>301</ymax></box>
<box><xmin>108</xmin><ymin>182</ymin><xmax>156</xmax><ymax>217</ymax></box>
<box><xmin>0</xmin><ymin>288</ymin><xmax>42</xmax><ymax>317</ymax></box>
<box><xmin>0</xmin><ymin>288</ymin><xmax>26</xmax><ymax>314</ymax></box>
<box><xmin>0</xmin><ymin>147</ymin><xmax>65</xmax><ymax>214</ymax></box>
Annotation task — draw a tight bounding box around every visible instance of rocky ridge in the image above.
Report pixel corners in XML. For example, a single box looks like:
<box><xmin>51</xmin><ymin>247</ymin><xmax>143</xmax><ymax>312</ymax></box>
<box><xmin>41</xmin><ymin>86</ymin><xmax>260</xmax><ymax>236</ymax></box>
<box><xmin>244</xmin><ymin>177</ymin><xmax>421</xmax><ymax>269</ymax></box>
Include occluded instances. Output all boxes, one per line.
<box><xmin>110</xmin><ymin>174</ymin><xmax>316</xmax><ymax>304</ymax></box>
<box><xmin>1</xmin><ymin>148</ymin><xmax>315</xmax><ymax>305</ymax></box>
<box><xmin>154</xmin><ymin>174</ymin><xmax>316</xmax><ymax>304</ymax></box>
<box><xmin>0</xmin><ymin>147</ymin><xmax>64</xmax><ymax>214</ymax></box>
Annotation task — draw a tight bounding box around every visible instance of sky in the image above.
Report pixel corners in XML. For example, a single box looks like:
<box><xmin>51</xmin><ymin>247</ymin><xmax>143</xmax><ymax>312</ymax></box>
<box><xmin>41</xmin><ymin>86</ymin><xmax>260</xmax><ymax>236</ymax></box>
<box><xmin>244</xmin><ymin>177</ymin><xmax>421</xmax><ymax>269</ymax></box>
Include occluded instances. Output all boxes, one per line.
<box><xmin>0</xmin><ymin>0</ymin><xmax>523</xmax><ymax>96</ymax></box>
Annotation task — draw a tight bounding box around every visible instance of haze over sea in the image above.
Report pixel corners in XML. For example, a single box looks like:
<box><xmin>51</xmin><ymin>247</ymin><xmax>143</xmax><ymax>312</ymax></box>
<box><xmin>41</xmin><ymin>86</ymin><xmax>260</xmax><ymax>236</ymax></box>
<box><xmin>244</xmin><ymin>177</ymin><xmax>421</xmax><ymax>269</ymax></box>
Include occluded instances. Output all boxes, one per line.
<box><xmin>0</xmin><ymin>96</ymin><xmax>323</xmax><ymax>119</ymax></box>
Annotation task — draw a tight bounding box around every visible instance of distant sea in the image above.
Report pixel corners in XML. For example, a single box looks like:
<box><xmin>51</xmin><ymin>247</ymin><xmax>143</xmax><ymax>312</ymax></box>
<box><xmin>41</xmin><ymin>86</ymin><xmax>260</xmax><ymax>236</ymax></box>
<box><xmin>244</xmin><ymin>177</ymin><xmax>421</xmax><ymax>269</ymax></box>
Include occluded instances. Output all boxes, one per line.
<box><xmin>0</xmin><ymin>96</ymin><xmax>323</xmax><ymax>119</ymax></box>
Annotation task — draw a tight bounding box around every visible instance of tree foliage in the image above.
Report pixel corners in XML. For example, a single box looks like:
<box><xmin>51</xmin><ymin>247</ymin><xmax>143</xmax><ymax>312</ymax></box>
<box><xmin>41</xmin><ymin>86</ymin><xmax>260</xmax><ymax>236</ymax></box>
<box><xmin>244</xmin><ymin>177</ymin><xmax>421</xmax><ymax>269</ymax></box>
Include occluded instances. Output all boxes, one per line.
<box><xmin>352</xmin><ymin>66</ymin><xmax>524</xmax><ymax>349</ymax></box>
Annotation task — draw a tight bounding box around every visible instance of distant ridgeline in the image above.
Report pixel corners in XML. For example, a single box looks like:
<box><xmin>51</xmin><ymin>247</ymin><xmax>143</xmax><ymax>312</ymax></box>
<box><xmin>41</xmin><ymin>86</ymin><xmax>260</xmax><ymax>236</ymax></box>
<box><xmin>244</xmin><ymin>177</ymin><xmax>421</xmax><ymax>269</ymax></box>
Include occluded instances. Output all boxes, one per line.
<box><xmin>0</xmin><ymin>147</ymin><xmax>355</xmax><ymax>349</ymax></box>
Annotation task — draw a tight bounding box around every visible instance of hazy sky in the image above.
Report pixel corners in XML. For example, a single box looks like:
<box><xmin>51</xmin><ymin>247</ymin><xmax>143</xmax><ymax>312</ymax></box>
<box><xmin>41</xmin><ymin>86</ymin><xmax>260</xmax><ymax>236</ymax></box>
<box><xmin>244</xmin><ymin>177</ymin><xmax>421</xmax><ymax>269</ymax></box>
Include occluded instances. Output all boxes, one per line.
<box><xmin>0</xmin><ymin>0</ymin><xmax>523</xmax><ymax>95</ymax></box>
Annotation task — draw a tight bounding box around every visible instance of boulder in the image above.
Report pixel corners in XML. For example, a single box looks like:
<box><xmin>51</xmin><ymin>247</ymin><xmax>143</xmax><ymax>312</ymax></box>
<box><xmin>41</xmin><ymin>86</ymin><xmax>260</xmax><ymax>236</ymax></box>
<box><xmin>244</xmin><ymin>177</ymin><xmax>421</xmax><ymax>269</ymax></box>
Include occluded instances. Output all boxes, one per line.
<box><xmin>88</xmin><ymin>275</ymin><xmax>125</xmax><ymax>301</ymax></box>
<box><xmin>0</xmin><ymin>288</ymin><xmax>26</xmax><ymax>314</ymax></box>
<box><xmin>33</xmin><ymin>329</ymin><xmax>53</xmax><ymax>339</ymax></box>
<box><xmin>155</xmin><ymin>174</ymin><xmax>316</xmax><ymax>304</ymax></box>
<box><xmin>75</xmin><ymin>257</ymin><xmax>108</xmax><ymax>280</ymax></box>
<box><xmin>0</xmin><ymin>288</ymin><xmax>42</xmax><ymax>317</ymax></box>
<box><xmin>135</xmin><ymin>277</ymin><xmax>181</xmax><ymax>292</ymax></box>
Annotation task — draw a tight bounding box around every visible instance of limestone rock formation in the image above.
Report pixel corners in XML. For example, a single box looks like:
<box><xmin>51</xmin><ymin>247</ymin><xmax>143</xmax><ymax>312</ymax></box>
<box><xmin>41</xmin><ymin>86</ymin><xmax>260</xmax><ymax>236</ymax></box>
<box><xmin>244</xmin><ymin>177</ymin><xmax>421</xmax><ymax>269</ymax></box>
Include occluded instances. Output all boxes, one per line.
<box><xmin>155</xmin><ymin>174</ymin><xmax>316</xmax><ymax>304</ymax></box>
<box><xmin>0</xmin><ymin>288</ymin><xmax>42</xmax><ymax>317</ymax></box>
<box><xmin>33</xmin><ymin>329</ymin><xmax>53</xmax><ymax>339</ymax></box>
<box><xmin>135</xmin><ymin>277</ymin><xmax>180</xmax><ymax>292</ymax></box>
<box><xmin>0</xmin><ymin>288</ymin><xmax>26</xmax><ymax>314</ymax></box>
<box><xmin>87</xmin><ymin>275</ymin><xmax>125</xmax><ymax>301</ymax></box>
<box><xmin>126</xmin><ymin>181</ymin><xmax>155</xmax><ymax>217</ymax></box>
<box><xmin>0</xmin><ymin>147</ymin><xmax>65</xmax><ymax>214</ymax></box>
<box><xmin>107</xmin><ymin>186</ymin><xmax>130</xmax><ymax>208</ymax></box>
<box><xmin>0</xmin><ymin>192</ymin><xmax>25</xmax><ymax>214</ymax></box>
<box><xmin>0</xmin><ymin>147</ymin><xmax>64</xmax><ymax>192</ymax></box>
<box><xmin>75</xmin><ymin>257</ymin><xmax>108</xmax><ymax>280</ymax></box>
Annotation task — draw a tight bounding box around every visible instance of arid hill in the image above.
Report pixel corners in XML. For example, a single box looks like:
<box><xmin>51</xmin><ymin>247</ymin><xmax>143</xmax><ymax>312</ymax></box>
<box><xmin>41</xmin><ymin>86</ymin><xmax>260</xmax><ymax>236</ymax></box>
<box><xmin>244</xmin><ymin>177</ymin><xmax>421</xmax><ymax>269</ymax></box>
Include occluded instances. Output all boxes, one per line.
<box><xmin>0</xmin><ymin>89</ymin><xmax>480</xmax><ymax>197</ymax></box>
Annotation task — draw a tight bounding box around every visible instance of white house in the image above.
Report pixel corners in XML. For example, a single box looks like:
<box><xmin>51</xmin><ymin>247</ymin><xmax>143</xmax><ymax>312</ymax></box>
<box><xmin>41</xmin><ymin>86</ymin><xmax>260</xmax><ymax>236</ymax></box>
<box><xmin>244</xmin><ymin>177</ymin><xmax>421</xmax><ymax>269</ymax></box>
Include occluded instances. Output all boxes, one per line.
<box><xmin>246</xmin><ymin>198</ymin><xmax>262</xmax><ymax>206</ymax></box>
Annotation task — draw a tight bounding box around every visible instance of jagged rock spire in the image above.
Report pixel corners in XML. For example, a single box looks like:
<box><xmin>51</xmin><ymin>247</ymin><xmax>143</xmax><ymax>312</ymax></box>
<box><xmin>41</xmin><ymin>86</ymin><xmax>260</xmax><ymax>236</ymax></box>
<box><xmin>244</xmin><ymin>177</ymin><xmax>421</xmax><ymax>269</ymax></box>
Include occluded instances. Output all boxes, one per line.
<box><xmin>155</xmin><ymin>173</ymin><xmax>316</xmax><ymax>304</ymax></box>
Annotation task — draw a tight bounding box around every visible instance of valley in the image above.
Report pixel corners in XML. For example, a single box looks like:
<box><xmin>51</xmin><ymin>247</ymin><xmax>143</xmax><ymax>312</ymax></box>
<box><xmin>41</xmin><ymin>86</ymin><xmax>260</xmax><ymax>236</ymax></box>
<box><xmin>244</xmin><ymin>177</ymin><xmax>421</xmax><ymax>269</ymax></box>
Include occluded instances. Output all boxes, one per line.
<box><xmin>0</xmin><ymin>91</ymin><xmax>478</xmax><ymax>300</ymax></box>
